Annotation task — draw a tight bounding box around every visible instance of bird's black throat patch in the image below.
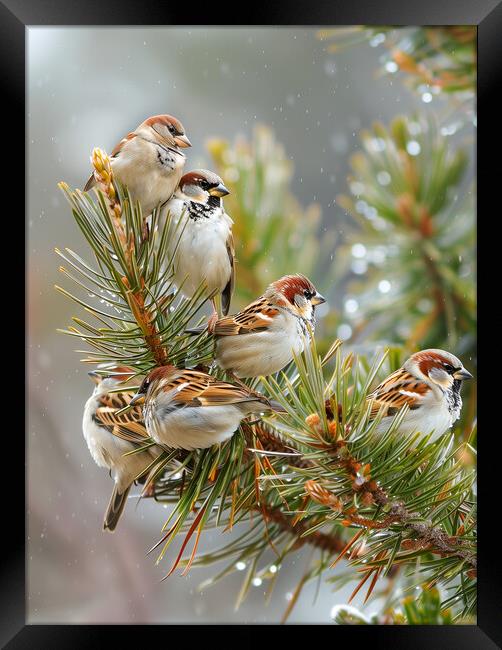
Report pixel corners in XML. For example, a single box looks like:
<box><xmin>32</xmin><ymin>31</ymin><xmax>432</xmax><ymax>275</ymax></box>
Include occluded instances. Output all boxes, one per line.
<box><xmin>187</xmin><ymin>198</ymin><xmax>220</xmax><ymax>221</ymax></box>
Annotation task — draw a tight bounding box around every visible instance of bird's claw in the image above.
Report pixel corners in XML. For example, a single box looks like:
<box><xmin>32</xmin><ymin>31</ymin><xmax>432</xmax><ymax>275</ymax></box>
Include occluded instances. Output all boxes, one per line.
<box><xmin>207</xmin><ymin>311</ymin><xmax>219</xmax><ymax>334</ymax></box>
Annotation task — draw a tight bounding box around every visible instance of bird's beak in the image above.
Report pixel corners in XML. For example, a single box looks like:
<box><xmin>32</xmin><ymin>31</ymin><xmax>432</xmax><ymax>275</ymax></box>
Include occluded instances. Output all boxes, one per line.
<box><xmin>454</xmin><ymin>368</ymin><xmax>473</xmax><ymax>380</ymax></box>
<box><xmin>311</xmin><ymin>292</ymin><xmax>326</xmax><ymax>306</ymax></box>
<box><xmin>208</xmin><ymin>182</ymin><xmax>230</xmax><ymax>197</ymax></box>
<box><xmin>87</xmin><ymin>370</ymin><xmax>101</xmax><ymax>385</ymax></box>
<box><xmin>129</xmin><ymin>392</ymin><xmax>145</xmax><ymax>406</ymax></box>
<box><xmin>174</xmin><ymin>134</ymin><xmax>192</xmax><ymax>148</ymax></box>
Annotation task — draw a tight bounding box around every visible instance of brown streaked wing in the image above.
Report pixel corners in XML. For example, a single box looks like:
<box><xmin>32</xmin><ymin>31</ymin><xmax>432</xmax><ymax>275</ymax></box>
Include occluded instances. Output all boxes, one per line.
<box><xmin>366</xmin><ymin>369</ymin><xmax>429</xmax><ymax>419</ymax></box>
<box><xmin>367</xmin><ymin>368</ymin><xmax>410</xmax><ymax>398</ymax></box>
<box><xmin>169</xmin><ymin>370</ymin><xmax>257</xmax><ymax>407</ymax></box>
<box><xmin>221</xmin><ymin>231</ymin><xmax>235</xmax><ymax>316</ymax></box>
<box><xmin>110</xmin><ymin>132</ymin><xmax>136</xmax><ymax>158</ymax></box>
<box><xmin>98</xmin><ymin>390</ymin><xmax>135</xmax><ymax>411</ymax></box>
<box><xmin>213</xmin><ymin>296</ymin><xmax>279</xmax><ymax>336</ymax></box>
<box><xmin>95</xmin><ymin>404</ymin><xmax>149</xmax><ymax>443</ymax></box>
<box><xmin>83</xmin><ymin>173</ymin><xmax>96</xmax><ymax>192</ymax></box>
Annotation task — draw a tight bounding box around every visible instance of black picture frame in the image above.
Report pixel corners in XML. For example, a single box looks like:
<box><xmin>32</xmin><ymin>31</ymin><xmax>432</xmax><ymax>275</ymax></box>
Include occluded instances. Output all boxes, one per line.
<box><xmin>5</xmin><ymin>0</ymin><xmax>498</xmax><ymax>644</ymax></box>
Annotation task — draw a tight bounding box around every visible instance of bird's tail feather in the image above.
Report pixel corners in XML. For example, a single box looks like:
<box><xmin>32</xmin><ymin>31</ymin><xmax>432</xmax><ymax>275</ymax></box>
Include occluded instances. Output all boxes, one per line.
<box><xmin>268</xmin><ymin>399</ymin><xmax>288</xmax><ymax>413</ymax></box>
<box><xmin>103</xmin><ymin>484</ymin><xmax>131</xmax><ymax>532</ymax></box>
<box><xmin>185</xmin><ymin>325</ymin><xmax>207</xmax><ymax>335</ymax></box>
<box><xmin>83</xmin><ymin>173</ymin><xmax>96</xmax><ymax>192</ymax></box>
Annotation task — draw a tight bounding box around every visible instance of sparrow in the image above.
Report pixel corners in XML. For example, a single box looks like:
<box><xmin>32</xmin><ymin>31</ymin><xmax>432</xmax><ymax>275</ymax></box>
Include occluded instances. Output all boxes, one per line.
<box><xmin>130</xmin><ymin>365</ymin><xmax>287</xmax><ymax>450</ymax></box>
<box><xmin>84</xmin><ymin>114</ymin><xmax>191</xmax><ymax>215</ymax></box>
<box><xmin>366</xmin><ymin>349</ymin><xmax>473</xmax><ymax>441</ymax></box>
<box><xmin>188</xmin><ymin>274</ymin><xmax>326</xmax><ymax>379</ymax></box>
<box><xmin>164</xmin><ymin>169</ymin><xmax>234</xmax><ymax>316</ymax></box>
<box><xmin>82</xmin><ymin>366</ymin><xmax>163</xmax><ymax>531</ymax></box>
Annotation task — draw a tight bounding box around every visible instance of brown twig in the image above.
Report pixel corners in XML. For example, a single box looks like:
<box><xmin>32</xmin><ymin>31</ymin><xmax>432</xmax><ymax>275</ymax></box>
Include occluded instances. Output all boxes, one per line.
<box><xmin>239</xmin><ymin>423</ymin><xmax>345</xmax><ymax>553</ymax></box>
<box><xmin>258</xmin><ymin>504</ymin><xmax>345</xmax><ymax>554</ymax></box>
<box><xmin>91</xmin><ymin>148</ymin><xmax>168</xmax><ymax>366</ymax></box>
<box><xmin>252</xmin><ymin>424</ymin><xmax>315</xmax><ymax>470</ymax></box>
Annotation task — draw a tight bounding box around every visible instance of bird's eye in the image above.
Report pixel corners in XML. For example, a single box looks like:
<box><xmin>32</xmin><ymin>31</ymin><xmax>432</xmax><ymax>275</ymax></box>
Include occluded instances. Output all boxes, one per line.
<box><xmin>442</xmin><ymin>363</ymin><xmax>455</xmax><ymax>373</ymax></box>
<box><xmin>304</xmin><ymin>290</ymin><xmax>313</xmax><ymax>299</ymax></box>
<box><xmin>168</xmin><ymin>124</ymin><xmax>175</xmax><ymax>134</ymax></box>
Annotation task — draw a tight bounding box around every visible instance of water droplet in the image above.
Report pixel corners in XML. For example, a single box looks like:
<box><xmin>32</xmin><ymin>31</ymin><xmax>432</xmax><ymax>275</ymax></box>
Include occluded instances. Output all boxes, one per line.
<box><xmin>406</xmin><ymin>141</ymin><xmax>421</xmax><ymax>156</ymax></box>
<box><xmin>351</xmin><ymin>243</ymin><xmax>367</xmax><ymax>258</ymax></box>
<box><xmin>337</xmin><ymin>324</ymin><xmax>353</xmax><ymax>341</ymax></box>
<box><xmin>377</xmin><ymin>171</ymin><xmax>391</xmax><ymax>186</ymax></box>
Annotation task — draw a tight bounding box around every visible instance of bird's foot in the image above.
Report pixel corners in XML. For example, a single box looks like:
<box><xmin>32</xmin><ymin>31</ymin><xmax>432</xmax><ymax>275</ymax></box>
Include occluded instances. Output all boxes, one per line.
<box><xmin>207</xmin><ymin>311</ymin><xmax>219</xmax><ymax>334</ymax></box>
<box><xmin>142</xmin><ymin>481</ymin><xmax>155</xmax><ymax>498</ymax></box>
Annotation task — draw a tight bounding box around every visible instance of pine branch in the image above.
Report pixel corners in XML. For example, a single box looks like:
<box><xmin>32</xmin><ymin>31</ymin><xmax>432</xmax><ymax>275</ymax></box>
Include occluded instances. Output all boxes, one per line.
<box><xmin>57</xmin><ymin>126</ymin><xmax>475</xmax><ymax>621</ymax></box>
<box><xmin>260</xmin><ymin>338</ymin><xmax>476</xmax><ymax>614</ymax></box>
<box><xmin>251</xmin><ymin>423</ymin><xmax>315</xmax><ymax>470</ymax></box>
<box><xmin>258</xmin><ymin>504</ymin><xmax>345</xmax><ymax>554</ymax></box>
<box><xmin>57</xmin><ymin>150</ymin><xmax>213</xmax><ymax>373</ymax></box>
<box><xmin>88</xmin><ymin>148</ymin><xmax>168</xmax><ymax>365</ymax></box>
<box><xmin>305</xmin><ymin>457</ymin><xmax>476</xmax><ymax>568</ymax></box>
<box><xmin>303</xmin><ymin>424</ymin><xmax>475</xmax><ymax>567</ymax></box>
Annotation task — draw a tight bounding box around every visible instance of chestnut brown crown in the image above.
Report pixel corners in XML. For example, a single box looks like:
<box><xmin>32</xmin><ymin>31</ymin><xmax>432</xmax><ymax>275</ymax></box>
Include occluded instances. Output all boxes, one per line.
<box><xmin>405</xmin><ymin>349</ymin><xmax>473</xmax><ymax>384</ymax></box>
<box><xmin>270</xmin><ymin>274</ymin><xmax>326</xmax><ymax>307</ymax></box>
<box><xmin>179</xmin><ymin>169</ymin><xmax>230</xmax><ymax>198</ymax></box>
<box><xmin>140</xmin><ymin>114</ymin><xmax>191</xmax><ymax>148</ymax></box>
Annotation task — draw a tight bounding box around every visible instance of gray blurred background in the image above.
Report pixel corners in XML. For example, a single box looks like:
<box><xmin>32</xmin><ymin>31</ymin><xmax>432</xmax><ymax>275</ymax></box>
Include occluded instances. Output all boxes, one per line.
<box><xmin>27</xmin><ymin>27</ymin><xmax>474</xmax><ymax>623</ymax></box>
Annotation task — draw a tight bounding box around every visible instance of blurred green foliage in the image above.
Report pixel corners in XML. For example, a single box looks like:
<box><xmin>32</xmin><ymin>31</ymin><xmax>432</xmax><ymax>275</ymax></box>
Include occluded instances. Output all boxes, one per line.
<box><xmin>206</xmin><ymin>125</ymin><xmax>337</xmax><ymax>308</ymax></box>
<box><xmin>318</xmin><ymin>26</ymin><xmax>476</xmax><ymax>97</ymax></box>
<box><xmin>336</xmin><ymin>115</ymin><xmax>476</xmax><ymax>440</ymax></box>
<box><xmin>337</xmin><ymin>114</ymin><xmax>475</xmax><ymax>360</ymax></box>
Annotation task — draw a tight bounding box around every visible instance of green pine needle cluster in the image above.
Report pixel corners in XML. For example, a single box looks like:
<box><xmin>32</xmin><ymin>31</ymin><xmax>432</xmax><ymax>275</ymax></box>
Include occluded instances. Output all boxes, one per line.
<box><xmin>56</xmin><ymin>181</ymin><xmax>214</xmax><ymax>372</ymax></box>
<box><xmin>331</xmin><ymin>585</ymin><xmax>459</xmax><ymax>625</ymax></box>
